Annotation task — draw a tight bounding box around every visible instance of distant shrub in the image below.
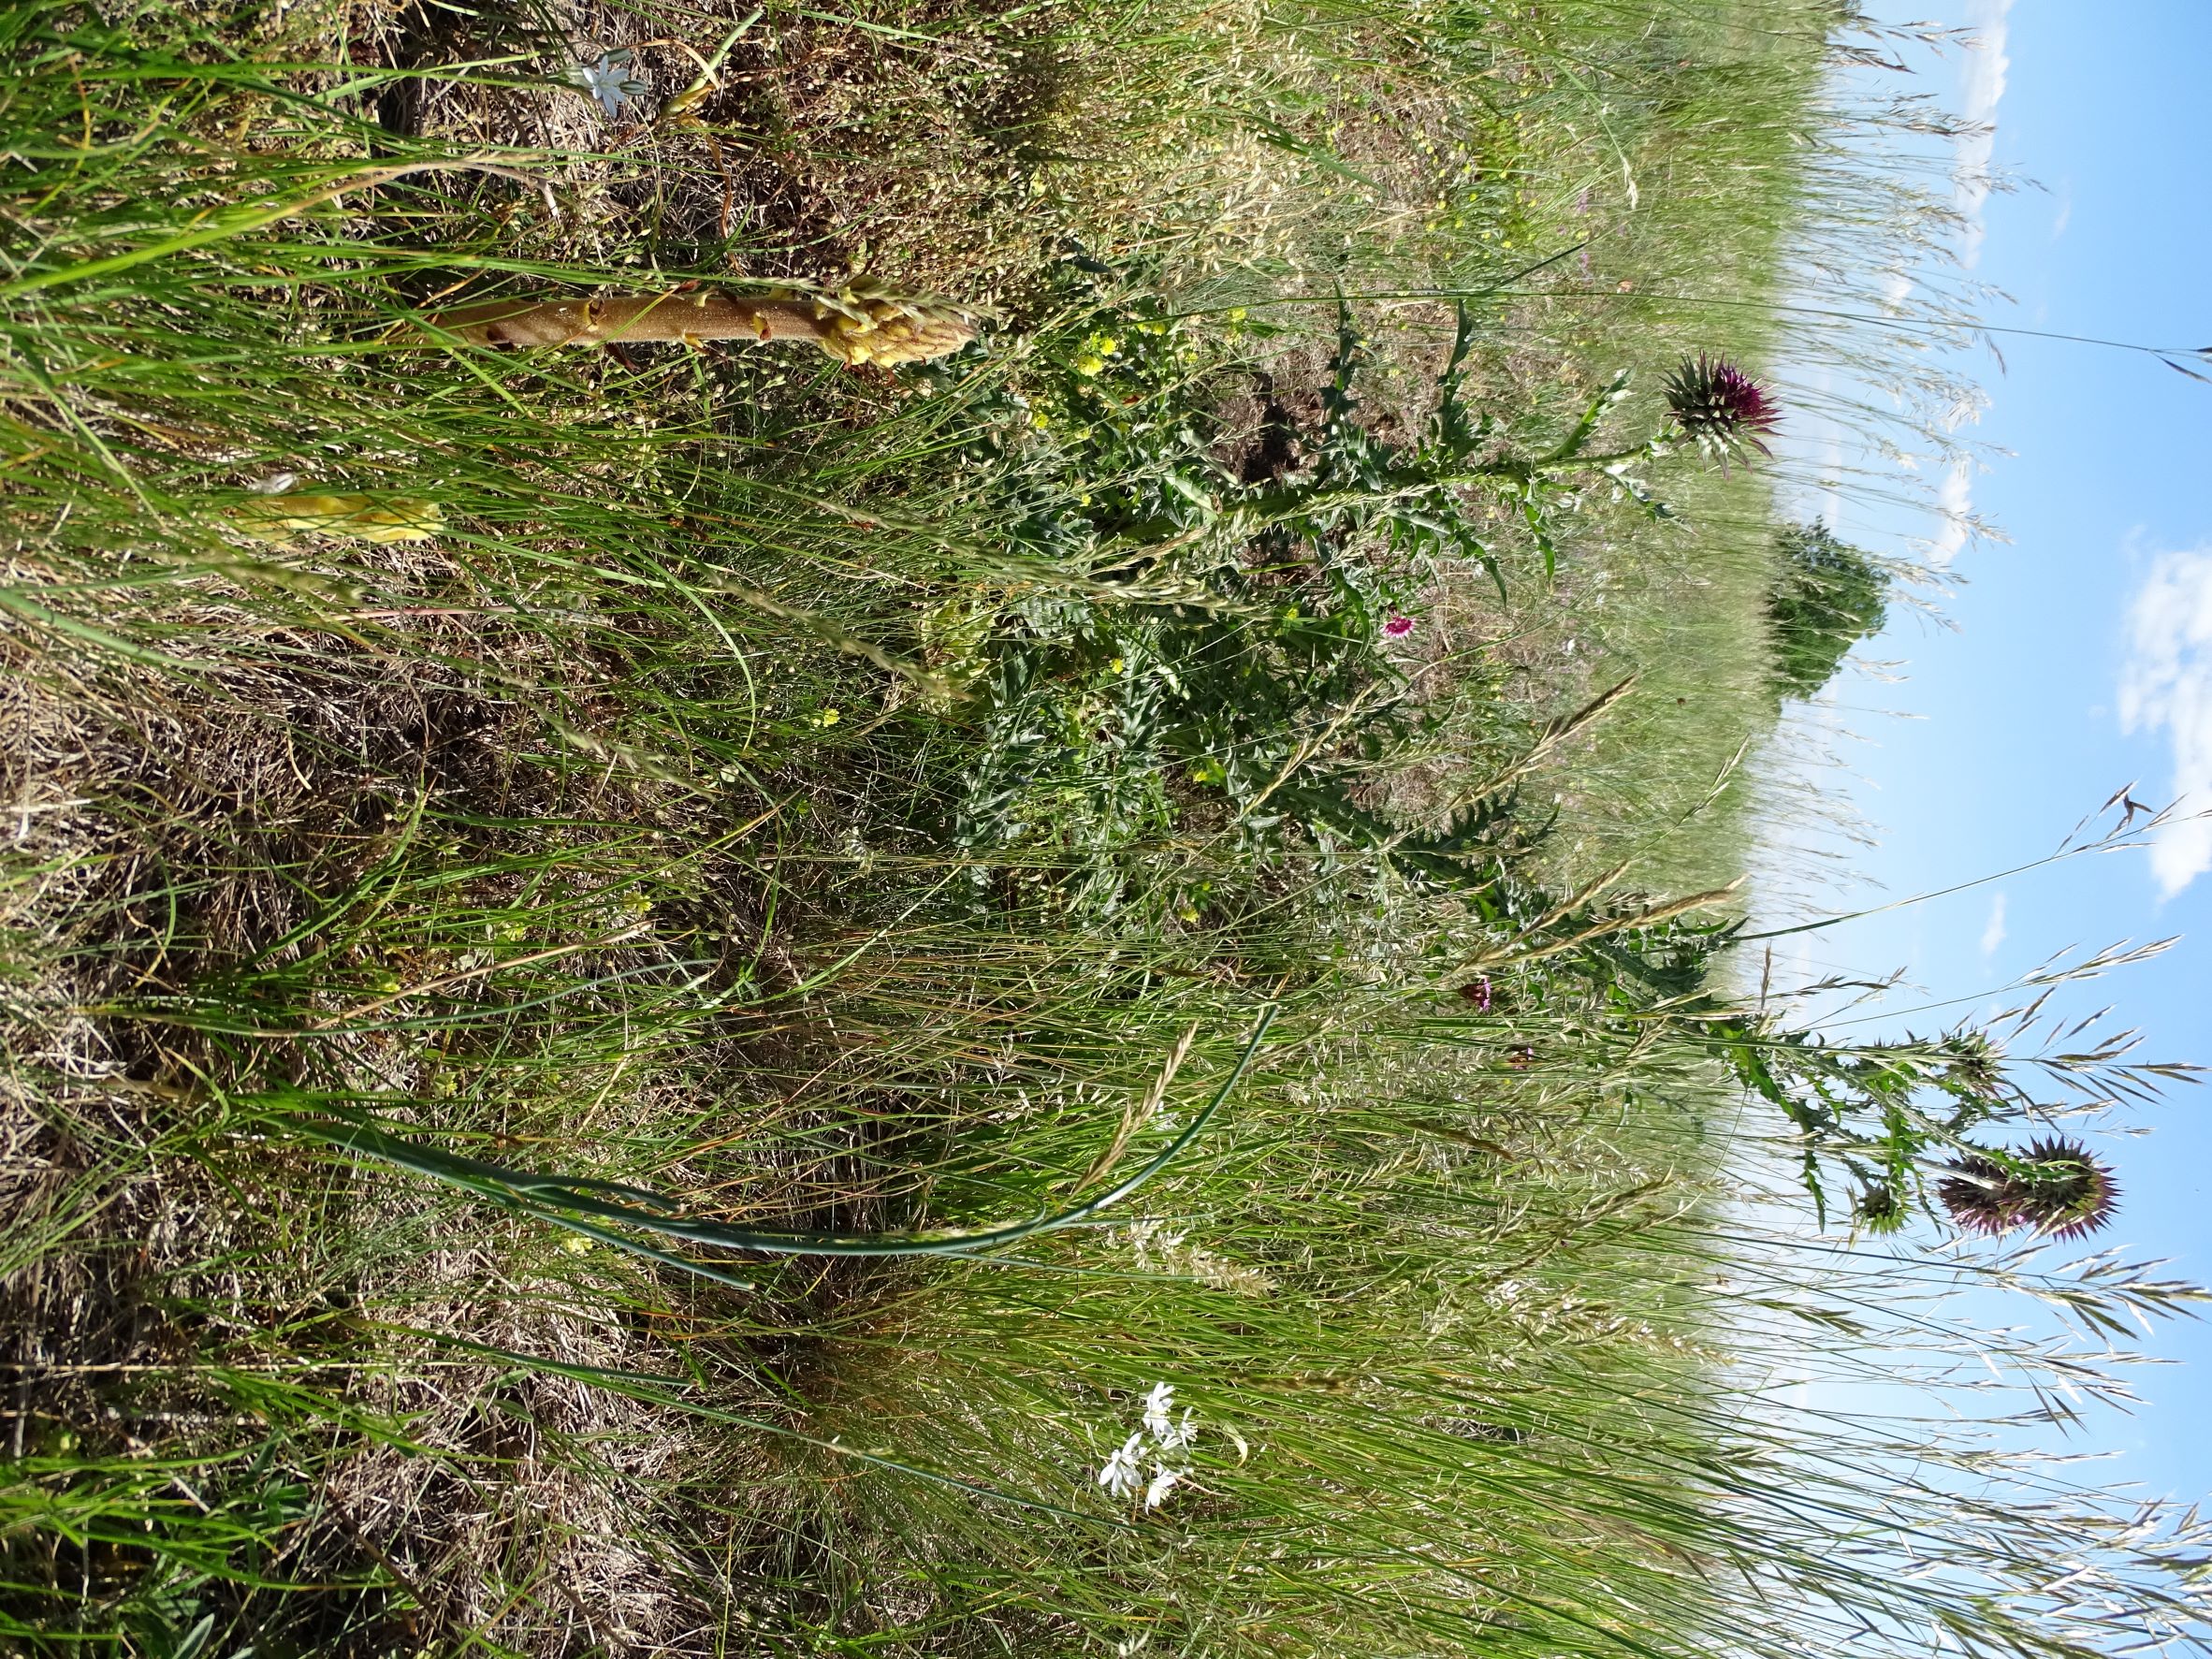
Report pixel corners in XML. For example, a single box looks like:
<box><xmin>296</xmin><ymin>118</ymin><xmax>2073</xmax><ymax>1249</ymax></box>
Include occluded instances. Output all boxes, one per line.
<box><xmin>1765</xmin><ymin>520</ymin><xmax>1888</xmax><ymax>697</ymax></box>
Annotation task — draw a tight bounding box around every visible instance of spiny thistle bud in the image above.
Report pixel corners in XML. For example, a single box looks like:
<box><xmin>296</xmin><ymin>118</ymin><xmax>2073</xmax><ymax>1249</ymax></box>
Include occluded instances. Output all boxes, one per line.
<box><xmin>1664</xmin><ymin>355</ymin><xmax>1778</xmax><ymax>464</ymax></box>
<box><xmin>1937</xmin><ymin>1135</ymin><xmax>2119</xmax><ymax>1242</ymax></box>
<box><xmin>1852</xmin><ymin>1183</ymin><xmax>1910</xmax><ymax>1235</ymax></box>
<box><xmin>1938</xmin><ymin>1031</ymin><xmax>2006</xmax><ymax>1102</ymax></box>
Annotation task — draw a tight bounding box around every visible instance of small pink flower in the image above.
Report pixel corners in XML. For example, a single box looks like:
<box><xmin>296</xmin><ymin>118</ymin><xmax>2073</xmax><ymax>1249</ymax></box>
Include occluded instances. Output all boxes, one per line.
<box><xmin>1382</xmin><ymin>615</ymin><xmax>1415</xmax><ymax>639</ymax></box>
<box><xmin>1458</xmin><ymin>977</ymin><xmax>1493</xmax><ymax>1012</ymax></box>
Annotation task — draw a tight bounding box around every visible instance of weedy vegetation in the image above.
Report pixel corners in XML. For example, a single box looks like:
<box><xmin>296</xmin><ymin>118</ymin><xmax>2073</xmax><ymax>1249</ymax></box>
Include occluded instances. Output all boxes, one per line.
<box><xmin>3</xmin><ymin>0</ymin><xmax>2206</xmax><ymax>1655</ymax></box>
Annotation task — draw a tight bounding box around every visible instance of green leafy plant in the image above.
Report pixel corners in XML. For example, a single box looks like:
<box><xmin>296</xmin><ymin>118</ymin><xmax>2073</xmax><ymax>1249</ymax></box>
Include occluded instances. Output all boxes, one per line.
<box><xmin>1688</xmin><ymin>997</ymin><xmax>2154</xmax><ymax>1240</ymax></box>
<box><xmin>1765</xmin><ymin>520</ymin><xmax>1890</xmax><ymax>699</ymax></box>
<box><xmin>936</xmin><ymin>273</ymin><xmax>1770</xmax><ymax>919</ymax></box>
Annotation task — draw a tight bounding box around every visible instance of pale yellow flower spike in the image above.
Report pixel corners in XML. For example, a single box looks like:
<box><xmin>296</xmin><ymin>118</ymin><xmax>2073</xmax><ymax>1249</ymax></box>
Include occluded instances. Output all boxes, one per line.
<box><xmin>232</xmin><ymin>493</ymin><xmax>444</xmax><ymax>545</ymax></box>
<box><xmin>429</xmin><ymin>278</ymin><xmax>984</xmax><ymax>369</ymax></box>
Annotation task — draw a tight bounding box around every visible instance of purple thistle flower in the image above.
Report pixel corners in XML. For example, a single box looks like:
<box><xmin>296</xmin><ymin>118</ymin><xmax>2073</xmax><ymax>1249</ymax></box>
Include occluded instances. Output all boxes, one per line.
<box><xmin>1663</xmin><ymin>355</ymin><xmax>1778</xmax><ymax>465</ymax></box>
<box><xmin>1382</xmin><ymin>615</ymin><xmax>1415</xmax><ymax>639</ymax></box>
<box><xmin>1939</xmin><ymin>1135</ymin><xmax>2119</xmax><ymax>1242</ymax></box>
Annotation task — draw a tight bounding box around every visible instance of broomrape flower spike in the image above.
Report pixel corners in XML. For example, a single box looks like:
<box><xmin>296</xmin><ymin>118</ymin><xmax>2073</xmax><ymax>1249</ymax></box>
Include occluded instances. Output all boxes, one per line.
<box><xmin>230</xmin><ymin>491</ymin><xmax>443</xmax><ymax>545</ymax></box>
<box><xmin>427</xmin><ymin>277</ymin><xmax>982</xmax><ymax>369</ymax></box>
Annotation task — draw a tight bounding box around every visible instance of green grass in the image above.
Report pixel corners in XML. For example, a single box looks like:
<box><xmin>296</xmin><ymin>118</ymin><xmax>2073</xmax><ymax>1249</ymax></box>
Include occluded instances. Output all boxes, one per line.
<box><xmin>3</xmin><ymin>0</ymin><xmax>2207</xmax><ymax>1655</ymax></box>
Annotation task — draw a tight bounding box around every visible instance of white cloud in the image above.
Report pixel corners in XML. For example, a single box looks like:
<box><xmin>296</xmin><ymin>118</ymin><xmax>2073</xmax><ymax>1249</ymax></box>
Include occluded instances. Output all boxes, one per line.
<box><xmin>2117</xmin><ymin>548</ymin><xmax>2212</xmax><ymax>895</ymax></box>
<box><xmin>1931</xmin><ymin>457</ymin><xmax>1974</xmax><ymax>565</ymax></box>
<box><xmin>1955</xmin><ymin>1</ymin><xmax>2014</xmax><ymax>270</ymax></box>
<box><xmin>1921</xmin><ymin>14</ymin><xmax>2009</xmax><ymax>569</ymax></box>
<box><xmin>1978</xmin><ymin>892</ymin><xmax>2008</xmax><ymax>958</ymax></box>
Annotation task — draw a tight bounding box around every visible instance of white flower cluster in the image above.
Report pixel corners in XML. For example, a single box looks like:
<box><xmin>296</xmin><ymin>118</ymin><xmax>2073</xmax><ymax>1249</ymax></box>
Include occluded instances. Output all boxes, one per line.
<box><xmin>1096</xmin><ymin>1381</ymin><xmax>1198</xmax><ymax>1510</ymax></box>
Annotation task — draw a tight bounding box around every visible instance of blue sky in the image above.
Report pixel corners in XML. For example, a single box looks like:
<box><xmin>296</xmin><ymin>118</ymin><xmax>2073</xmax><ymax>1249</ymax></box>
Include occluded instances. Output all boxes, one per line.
<box><xmin>1753</xmin><ymin>1</ymin><xmax>2211</xmax><ymax>1502</ymax></box>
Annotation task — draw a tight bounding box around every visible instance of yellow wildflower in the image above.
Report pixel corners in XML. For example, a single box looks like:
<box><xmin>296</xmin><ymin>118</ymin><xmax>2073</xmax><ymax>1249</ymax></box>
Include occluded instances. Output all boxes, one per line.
<box><xmin>233</xmin><ymin>492</ymin><xmax>444</xmax><ymax>545</ymax></box>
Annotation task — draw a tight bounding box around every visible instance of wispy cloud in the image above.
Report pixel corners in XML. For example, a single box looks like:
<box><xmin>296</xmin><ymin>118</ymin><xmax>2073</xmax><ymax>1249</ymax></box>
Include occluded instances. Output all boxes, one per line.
<box><xmin>1924</xmin><ymin>4</ymin><xmax>2010</xmax><ymax>565</ymax></box>
<box><xmin>1955</xmin><ymin>0</ymin><xmax>2014</xmax><ymax>270</ymax></box>
<box><xmin>2117</xmin><ymin>548</ymin><xmax>2212</xmax><ymax>895</ymax></box>
<box><xmin>1931</xmin><ymin>457</ymin><xmax>1974</xmax><ymax>565</ymax></box>
<box><xmin>1978</xmin><ymin>892</ymin><xmax>2008</xmax><ymax>958</ymax></box>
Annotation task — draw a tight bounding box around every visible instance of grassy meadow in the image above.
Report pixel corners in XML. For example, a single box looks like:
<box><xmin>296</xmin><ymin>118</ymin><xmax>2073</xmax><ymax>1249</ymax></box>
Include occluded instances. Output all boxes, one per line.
<box><xmin>3</xmin><ymin>0</ymin><xmax>2207</xmax><ymax>1655</ymax></box>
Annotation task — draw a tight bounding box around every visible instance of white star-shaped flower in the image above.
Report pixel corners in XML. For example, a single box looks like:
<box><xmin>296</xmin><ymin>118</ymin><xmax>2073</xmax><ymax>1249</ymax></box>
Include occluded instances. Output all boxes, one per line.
<box><xmin>568</xmin><ymin>50</ymin><xmax>648</xmax><ymax>119</ymax></box>
<box><xmin>1141</xmin><ymin>1381</ymin><xmax>1175</xmax><ymax>1442</ymax></box>
<box><xmin>1096</xmin><ymin>1432</ymin><xmax>1144</xmax><ymax>1501</ymax></box>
